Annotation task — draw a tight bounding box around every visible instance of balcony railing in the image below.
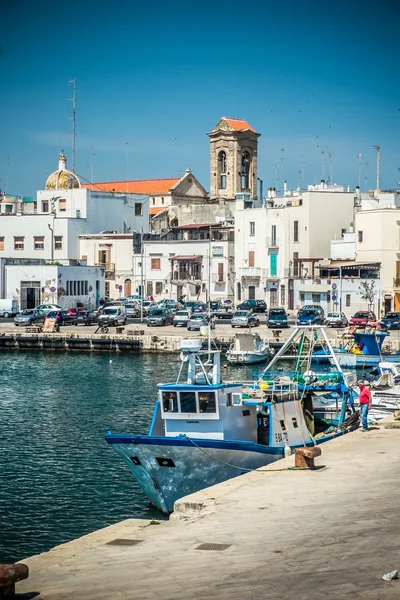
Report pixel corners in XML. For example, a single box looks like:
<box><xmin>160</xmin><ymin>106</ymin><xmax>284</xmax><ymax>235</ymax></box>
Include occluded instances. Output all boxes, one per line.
<box><xmin>266</xmin><ymin>237</ymin><xmax>280</xmax><ymax>248</ymax></box>
<box><xmin>95</xmin><ymin>262</ymin><xmax>115</xmax><ymax>279</ymax></box>
<box><xmin>171</xmin><ymin>272</ymin><xmax>201</xmax><ymax>282</ymax></box>
<box><xmin>239</xmin><ymin>267</ymin><xmax>265</xmax><ymax>278</ymax></box>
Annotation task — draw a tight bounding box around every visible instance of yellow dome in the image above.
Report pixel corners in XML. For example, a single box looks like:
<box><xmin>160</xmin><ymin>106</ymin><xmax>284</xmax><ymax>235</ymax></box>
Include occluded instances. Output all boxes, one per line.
<box><xmin>45</xmin><ymin>152</ymin><xmax>80</xmax><ymax>190</ymax></box>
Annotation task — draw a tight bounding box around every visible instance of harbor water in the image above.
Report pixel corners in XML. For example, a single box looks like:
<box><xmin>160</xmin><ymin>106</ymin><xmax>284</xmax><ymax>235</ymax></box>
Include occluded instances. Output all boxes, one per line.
<box><xmin>0</xmin><ymin>351</ymin><xmax>262</xmax><ymax>563</ymax></box>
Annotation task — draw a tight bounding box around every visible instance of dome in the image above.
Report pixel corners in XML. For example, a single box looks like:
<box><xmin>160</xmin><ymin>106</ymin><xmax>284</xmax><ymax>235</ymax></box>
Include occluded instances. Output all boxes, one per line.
<box><xmin>45</xmin><ymin>152</ymin><xmax>81</xmax><ymax>190</ymax></box>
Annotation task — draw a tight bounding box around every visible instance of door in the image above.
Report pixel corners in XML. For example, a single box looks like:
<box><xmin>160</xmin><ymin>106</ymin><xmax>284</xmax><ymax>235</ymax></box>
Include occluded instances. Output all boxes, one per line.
<box><xmin>269</xmin><ymin>288</ymin><xmax>277</xmax><ymax>307</ymax></box>
<box><xmin>384</xmin><ymin>297</ymin><xmax>392</xmax><ymax>313</ymax></box>
<box><xmin>248</xmin><ymin>285</ymin><xmax>256</xmax><ymax>300</ymax></box>
<box><xmin>20</xmin><ymin>281</ymin><xmax>40</xmax><ymax>309</ymax></box>
<box><xmin>124</xmin><ymin>278</ymin><xmax>132</xmax><ymax>297</ymax></box>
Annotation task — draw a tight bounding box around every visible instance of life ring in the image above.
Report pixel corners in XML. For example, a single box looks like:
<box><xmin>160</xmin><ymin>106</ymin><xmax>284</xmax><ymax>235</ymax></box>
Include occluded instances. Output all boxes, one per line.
<box><xmin>348</xmin><ymin>326</ymin><xmax>356</xmax><ymax>335</ymax></box>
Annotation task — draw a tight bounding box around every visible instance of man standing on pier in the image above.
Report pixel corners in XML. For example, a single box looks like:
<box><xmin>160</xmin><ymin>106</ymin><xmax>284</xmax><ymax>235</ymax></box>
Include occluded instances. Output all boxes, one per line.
<box><xmin>358</xmin><ymin>380</ymin><xmax>372</xmax><ymax>432</ymax></box>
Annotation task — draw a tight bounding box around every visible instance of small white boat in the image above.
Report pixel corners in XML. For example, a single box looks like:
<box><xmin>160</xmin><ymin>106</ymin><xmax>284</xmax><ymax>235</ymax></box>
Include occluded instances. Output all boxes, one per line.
<box><xmin>226</xmin><ymin>332</ymin><xmax>271</xmax><ymax>365</ymax></box>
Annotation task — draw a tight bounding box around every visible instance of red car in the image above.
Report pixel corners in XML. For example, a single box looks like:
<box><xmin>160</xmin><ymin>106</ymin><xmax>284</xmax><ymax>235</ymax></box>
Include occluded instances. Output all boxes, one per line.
<box><xmin>349</xmin><ymin>311</ymin><xmax>377</xmax><ymax>327</ymax></box>
<box><xmin>67</xmin><ymin>307</ymin><xmax>86</xmax><ymax>317</ymax></box>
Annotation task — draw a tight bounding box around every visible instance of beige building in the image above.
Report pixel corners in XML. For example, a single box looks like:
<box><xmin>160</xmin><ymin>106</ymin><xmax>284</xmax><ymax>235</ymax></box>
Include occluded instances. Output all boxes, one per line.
<box><xmin>355</xmin><ymin>207</ymin><xmax>400</xmax><ymax>312</ymax></box>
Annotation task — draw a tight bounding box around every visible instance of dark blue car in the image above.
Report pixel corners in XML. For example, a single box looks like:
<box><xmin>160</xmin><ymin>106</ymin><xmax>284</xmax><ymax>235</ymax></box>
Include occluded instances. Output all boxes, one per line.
<box><xmin>267</xmin><ymin>307</ymin><xmax>289</xmax><ymax>328</ymax></box>
<box><xmin>379</xmin><ymin>312</ymin><xmax>400</xmax><ymax>330</ymax></box>
<box><xmin>297</xmin><ymin>309</ymin><xmax>324</xmax><ymax>325</ymax></box>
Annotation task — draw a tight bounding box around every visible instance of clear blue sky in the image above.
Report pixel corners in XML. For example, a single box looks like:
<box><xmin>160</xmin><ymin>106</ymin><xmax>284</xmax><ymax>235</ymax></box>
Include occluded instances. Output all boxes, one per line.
<box><xmin>1</xmin><ymin>0</ymin><xmax>399</xmax><ymax>197</ymax></box>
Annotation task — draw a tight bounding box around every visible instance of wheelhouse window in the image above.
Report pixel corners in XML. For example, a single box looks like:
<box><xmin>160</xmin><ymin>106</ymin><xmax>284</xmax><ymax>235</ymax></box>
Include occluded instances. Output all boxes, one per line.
<box><xmin>180</xmin><ymin>391</ymin><xmax>196</xmax><ymax>413</ymax></box>
<box><xmin>198</xmin><ymin>392</ymin><xmax>216</xmax><ymax>413</ymax></box>
<box><xmin>162</xmin><ymin>391</ymin><xmax>178</xmax><ymax>413</ymax></box>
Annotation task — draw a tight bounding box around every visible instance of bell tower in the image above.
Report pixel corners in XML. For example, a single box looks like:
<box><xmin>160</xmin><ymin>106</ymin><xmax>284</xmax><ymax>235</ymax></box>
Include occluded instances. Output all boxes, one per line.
<box><xmin>208</xmin><ymin>117</ymin><xmax>260</xmax><ymax>200</ymax></box>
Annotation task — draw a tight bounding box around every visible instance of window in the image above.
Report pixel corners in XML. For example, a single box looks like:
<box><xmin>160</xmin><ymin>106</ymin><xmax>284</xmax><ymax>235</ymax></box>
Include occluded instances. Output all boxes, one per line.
<box><xmin>54</xmin><ymin>236</ymin><xmax>63</xmax><ymax>250</ymax></box>
<box><xmin>151</xmin><ymin>258</ymin><xmax>161</xmax><ymax>270</ymax></box>
<box><xmin>341</xmin><ymin>228</ymin><xmax>346</xmax><ymax>238</ymax></box>
<box><xmin>34</xmin><ymin>236</ymin><xmax>44</xmax><ymax>250</ymax></box>
<box><xmin>218</xmin><ymin>263</ymin><xmax>224</xmax><ymax>282</ymax></box>
<box><xmin>152</xmin><ymin>198</ymin><xmax>155</xmax><ymax>205</ymax></box>
<box><xmin>198</xmin><ymin>392</ymin><xmax>216</xmax><ymax>413</ymax></box>
<box><xmin>346</xmin><ymin>294</ymin><xmax>351</xmax><ymax>307</ymax></box>
<box><xmin>156</xmin><ymin>281</ymin><xmax>163</xmax><ymax>295</ymax></box>
<box><xmin>312</xmin><ymin>293</ymin><xmax>321</xmax><ymax>303</ymax></box>
<box><xmin>59</xmin><ymin>199</ymin><xmax>66</xmax><ymax>211</ymax></box>
<box><xmin>250</xmin><ymin>222</ymin><xmax>255</xmax><ymax>236</ymax></box>
<box><xmin>241</xmin><ymin>151</ymin><xmax>250</xmax><ymax>189</ymax></box>
<box><xmin>0</xmin><ymin>237</ymin><xmax>4</xmax><ymax>251</ymax></box>
<box><xmin>180</xmin><ymin>391</ymin><xmax>196</xmax><ymax>413</ymax></box>
<box><xmin>300</xmin><ymin>292</ymin><xmax>305</xmax><ymax>302</ymax></box>
<box><xmin>14</xmin><ymin>236</ymin><xmax>24</xmax><ymax>250</ymax></box>
<box><xmin>42</xmin><ymin>201</ymin><xmax>49</xmax><ymax>212</ymax></box>
<box><xmin>146</xmin><ymin>282</ymin><xmax>153</xmax><ymax>296</ymax></box>
<box><xmin>294</xmin><ymin>221</ymin><xmax>299</xmax><ymax>243</ymax></box>
<box><xmin>5</xmin><ymin>205</ymin><xmax>12</xmax><ymax>213</ymax></box>
<box><xmin>76</xmin><ymin>210</ymin><xmax>81</xmax><ymax>218</ymax></box>
<box><xmin>358</xmin><ymin>230</ymin><xmax>363</xmax><ymax>243</ymax></box>
<box><xmin>248</xmin><ymin>251</ymin><xmax>255</xmax><ymax>267</ymax></box>
<box><xmin>162</xmin><ymin>391</ymin><xmax>178</xmax><ymax>413</ymax></box>
<box><xmin>293</xmin><ymin>252</ymin><xmax>299</xmax><ymax>277</ymax></box>
<box><xmin>135</xmin><ymin>203</ymin><xmax>142</xmax><ymax>216</ymax></box>
<box><xmin>161</xmin><ymin>197</ymin><xmax>164</xmax><ymax>205</ymax></box>
<box><xmin>219</xmin><ymin>151</ymin><xmax>227</xmax><ymax>189</ymax></box>
<box><xmin>271</xmin><ymin>224</ymin><xmax>277</xmax><ymax>246</ymax></box>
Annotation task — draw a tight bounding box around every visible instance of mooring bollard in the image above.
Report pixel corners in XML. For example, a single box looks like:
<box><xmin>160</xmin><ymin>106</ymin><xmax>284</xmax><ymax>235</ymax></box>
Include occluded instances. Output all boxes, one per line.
<box><xmin>0</xmin><ymin>563</ymin><xmax>29</xmax><ymax>599</ymax></box>
<box><xmin>294</xmin><ymin>446</ymin><xmax>322</xmax><ymax>469</ymax></box>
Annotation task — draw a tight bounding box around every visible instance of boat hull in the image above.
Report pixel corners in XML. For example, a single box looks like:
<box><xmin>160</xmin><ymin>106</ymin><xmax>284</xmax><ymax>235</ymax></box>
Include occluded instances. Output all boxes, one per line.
<box><xmin>226</xmin><ymin>352</ymin><xmax>269</xmax><ymax>365</ymax></box>
<box><xmin>334</xmin><ymin>353</ymin><xmax>400</xmax><ymax>368</ymax></box>
<box><xmin>105</xmin><ymin>435</ymin><xmax>284</xmax><ymax>513</ymax></box>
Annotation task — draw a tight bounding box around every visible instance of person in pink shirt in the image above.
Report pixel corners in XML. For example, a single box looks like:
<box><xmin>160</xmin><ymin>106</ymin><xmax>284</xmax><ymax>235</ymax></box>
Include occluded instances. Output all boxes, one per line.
<box><xmin>358</xmin><ymin>380</ymin><xmax>372</xmax><ymax>432</ymax></box>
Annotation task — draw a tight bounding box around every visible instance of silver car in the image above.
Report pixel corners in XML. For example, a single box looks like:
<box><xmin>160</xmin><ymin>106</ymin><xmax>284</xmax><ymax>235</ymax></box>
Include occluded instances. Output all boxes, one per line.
<box><xmin>173</xmin><ymin>310</ymin><xmax>191</xmax><ymax>327</ymax></box>
<box><xmin>324</xmin><ymin>311</ymin><xmax>348</xmax><ymax>328</ymax></box>
<box><xmin>231</xmin><ymin>310</ymin><xmax>259</xmax><ymax>328</ymax></box>
<box><xmin>187</xmin><ymin>314</ymin><xmax>215</xmax><ymax>331</ymax></box>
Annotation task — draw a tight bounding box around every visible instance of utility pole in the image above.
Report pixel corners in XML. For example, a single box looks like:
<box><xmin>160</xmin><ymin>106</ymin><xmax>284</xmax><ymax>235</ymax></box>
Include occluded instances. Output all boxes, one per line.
<box><xmin>140</xmin><ymin>227</ymin><xmax>144</xmax><ymax>322</ymax></box>
<box><xmin>68</xmin><ymin>79</ymin><xmax>77</xmax><ymax>173</ymax></box>
<box><xmin>5</xmin><ymin>156</ymin><xmax>10</xmax><ymax>194</ymax></box>
<box><xmin>357</xmin><ymin>154</ymin><xmax>363</xmax><ymax>189</ymax></box>
<box><xmin>365</xmin><ymin>162</ymin><xmax>369</xmax><ymax>191</ymax></box>
<box><xmin>90</xmin><ymin>145</ymin><xmax>95</xmax><ymax>183</ymax></box>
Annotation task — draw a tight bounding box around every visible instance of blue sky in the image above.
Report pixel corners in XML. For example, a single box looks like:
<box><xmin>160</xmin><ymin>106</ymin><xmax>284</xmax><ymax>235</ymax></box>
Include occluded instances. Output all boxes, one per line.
<box><xmin>1</xmin><ymin>0</ymin><xmax>399</xmax><ymax>197</ymax></box>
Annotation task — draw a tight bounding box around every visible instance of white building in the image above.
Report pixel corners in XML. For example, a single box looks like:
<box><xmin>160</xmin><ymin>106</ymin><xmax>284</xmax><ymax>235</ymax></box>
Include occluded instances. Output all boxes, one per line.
<box><xmin>137</xmin><ymin>224</ymin><xmax>235</xmax><ymax>301</ymax></box>
<box><xmin>79</xmin><ymin>233</ymin><xmax>135</xmax><ymax>299</ymax></box>
<box><xmin>4</xmin><ymin>261</ymin><xmax>105</xmax><ymax>310</ymax></box>
<box><xmin>234</xmin><ymin>184</ymin><xmax>356</xmax><ymax>309</ymax></box>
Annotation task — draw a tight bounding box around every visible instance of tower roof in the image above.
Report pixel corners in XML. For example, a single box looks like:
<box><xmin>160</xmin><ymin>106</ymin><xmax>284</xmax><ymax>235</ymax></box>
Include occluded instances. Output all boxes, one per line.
<box><xmin>45</xmin><ymin>152</ymin><xmax>80</xmax><ymax>190</ymax></box>
<box><xmin>221</xmin><ymin>117</ymin><xmax>256</xmax><ymax>132</ymax></box>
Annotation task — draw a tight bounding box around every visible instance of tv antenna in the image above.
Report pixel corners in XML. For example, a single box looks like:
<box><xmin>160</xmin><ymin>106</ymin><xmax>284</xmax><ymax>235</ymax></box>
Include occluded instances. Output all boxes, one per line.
<box><xmin>357</xmin><ymin>154</ymin><xmax>363</xmax><ymax>189</ymax></box>
<box><xmin>372</xmin><ymin>145</ymin><xmax>381</xmax><ymax>191</ymax></box>
<box><xmin>68</xmin><ymin>79</ymin><xmax>77</xmax><ymax>172</ymax></box>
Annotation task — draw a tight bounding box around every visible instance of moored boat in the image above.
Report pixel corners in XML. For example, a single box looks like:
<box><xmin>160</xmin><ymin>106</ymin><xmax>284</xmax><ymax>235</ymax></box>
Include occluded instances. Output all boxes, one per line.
<box><xmin>226</xmin><ymin>332</ymin><xmax>271</xmax><ymax>365</ymax></box>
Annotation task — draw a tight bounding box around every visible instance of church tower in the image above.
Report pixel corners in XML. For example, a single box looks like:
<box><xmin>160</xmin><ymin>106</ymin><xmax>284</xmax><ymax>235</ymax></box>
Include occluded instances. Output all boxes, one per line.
<box><xmin>208</xmin><ymin>117</ymin><xmax>260</xmax><ymax>200</ymax></box>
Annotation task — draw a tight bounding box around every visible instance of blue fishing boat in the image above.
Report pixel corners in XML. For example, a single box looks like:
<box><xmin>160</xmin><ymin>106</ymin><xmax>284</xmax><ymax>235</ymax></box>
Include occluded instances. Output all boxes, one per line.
<box><xmin>333</xmin><ymin>330</ymin><xmax>400</xmax><ymax>368</ymax></box>
<box><xmin>105</xmin><ymin>328</ymin><xmax>356</xmax><ymax>514</ymax></box>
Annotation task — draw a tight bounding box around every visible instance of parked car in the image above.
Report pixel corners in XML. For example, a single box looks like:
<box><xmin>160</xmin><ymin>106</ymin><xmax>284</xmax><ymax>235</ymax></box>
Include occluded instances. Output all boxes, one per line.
<box><xmin>146</xmin><ymin>308</ymin><xmax>174</xmax><ymax>327</ymax></box>
<box><xmin>124</xmin><ymin>302</ymin><xmax>139</xmax><ymax>317</ymax></box>
<box><xmin>0</xmin><ymin>299</ymin><xmax>19</xmax><ymax>318</ymax></box>
<box><xmin>173</xmin><ymin>310</ymin><xmax>191</xmax><ymax>327</ymax></box>
<box><xmin>184</xmin><ymin>301</ymin><xmax>206</xmax><ymax>313</ymax></box>
<box><xmin>74</xmin><ymin>310</ymin><xmax>98</xmax><ymax>326</ymax></box>
<box><xmin>14</xmin><ymin>309</ymin><xmax>47</xmax><ymax>327</ymax></box>
<box><xmin>187</xmin><ymin>314</ymin><xmax>215</xmax><ymax>331</ymax></box>
<box><xmin>142</xmin><ymin>300</ymin><xmax>157</xmax><ymax>316</ymax></box>
<box><xmin>237</xmin><ymin>300</ymin><xmax>267</xmax><ymax>313</ymax></box>
<box><xmin>97</xmin><ymin>305</ymin><xmax>127</xmax><ymax>326</ymax></box>
<box><xmin>267</xmin><ymin>307</ymin><xmax>289</xmax><ymax>328</ymax></box>
<box><xmin>231</xmin><ymin>310</ymin><xmax>260</xmax><ymax>328</ymax></box>
<box><xmin>213</xmin><ymin>299</ymin><xmax>235</xmax><ymax>319</ymax></box>
<box><xmin>45</xmin><ymin>309</ymin><xmax>74</xmax><ymax>327</ymax></box>
<box><xmin>36</xmin><ymin>303</ymin><xmax>63</xmax><ymax>314</ymax></box>
<box><xmin>158</xmin><ymin>300</ymin><xmax>184</xmax><ymax>314</ymax></box>
<box><xmin>325</xmin><ymin>311</ymin><xmax>348</xmax><ymax>328</ymax></box>
<box><xmin>297</xmin><ymin>309</ymin><xmax>324</xmax><ymax>325</ymax></box>
<box><xmin>67</xmin><ymin>307</ymin><xmax>86</xmax><ymax>317</ymax></box>
<box><xmin>349</xmin><ymin>310</ymin><xmax>377</xmax><ymax>327</ymax></box>
<box><xmin>379</xmin><ymin>312</ymin><xmax>400</xmax><ymax>330</ymax></box>
<box><xmin>298</xmin><ymin>304</ymin><xmax>325</xmax><ymax>319</ymax></box>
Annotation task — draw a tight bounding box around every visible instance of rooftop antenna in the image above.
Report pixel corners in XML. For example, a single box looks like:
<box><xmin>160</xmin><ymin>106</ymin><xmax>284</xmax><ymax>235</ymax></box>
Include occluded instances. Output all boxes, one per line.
<box><xmin>274</xmin><ymin>163</ymin><xmax>280</xmax><ymax>192</ymax></box>
<box><xmin>68</xmin><ymin>79</ymin><xmax>77</xmax><ymax>173</ymax></box>
<box><xmin>321</xmin><ymin>150</ymin><xmax>325</xmax><ymax>181</ymax></box>
<box><xmin>5</xmin><ymin>155</ymin><xmax>10</xmax><ymax>194</ymax></box>
<box><xmin>372</xmin><ymin>145</ymin><xmax>381</xmax><ymax>191</ymax></box>
<box><xmin>301</xmin><ymin>155</ymin><xmax>305</xmax><ymax>189</ymax></box>
<box><xmin>328</xmin><ymin>151</ymin><xmax>333</xmax><ymax>183</ymax></box>
<box><xmin>357</xmin><ymin>153</ymin><xmax>363</xmax><ymax>189</ymax></box>
<box><xmin>90</xmin><ymin>145</ymin><xmax>95</xmax><ymax>183</ymax></box>
<box><xmin>365</xmin><ymin>161</ymin><xmax>369</xmax><ymax>192</ymax></box>
<box><xmin>125</xmin><ymin>142</ymin><xmax>129</xmax><ymax>194</ymax></box>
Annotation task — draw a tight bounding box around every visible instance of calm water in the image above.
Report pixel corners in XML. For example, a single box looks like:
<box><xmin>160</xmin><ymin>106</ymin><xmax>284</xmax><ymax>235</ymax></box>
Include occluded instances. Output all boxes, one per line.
<box><xmin>0</xmin><ymin>351</ymin><xmax>258</xmax><ymax>563</ymax></box>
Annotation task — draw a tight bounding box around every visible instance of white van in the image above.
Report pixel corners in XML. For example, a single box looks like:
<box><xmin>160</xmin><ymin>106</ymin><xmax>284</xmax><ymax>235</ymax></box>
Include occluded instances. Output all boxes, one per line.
<box><xmin>0</xmin><ymin>299</ymin><xmax>19</xmax><ymax>318</ymax></box>
<box><xmin>97</xmin><ymin>305</ymin><xmax>127</xmax><ymax>326</ymax></box>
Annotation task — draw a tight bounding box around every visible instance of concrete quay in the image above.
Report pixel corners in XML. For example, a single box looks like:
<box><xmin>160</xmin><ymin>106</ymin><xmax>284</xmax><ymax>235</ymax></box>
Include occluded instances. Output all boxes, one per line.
<box><xmin>17</xmin><ymin>426</ymin><xmax>400</xmax><ymax>599</ymax></box>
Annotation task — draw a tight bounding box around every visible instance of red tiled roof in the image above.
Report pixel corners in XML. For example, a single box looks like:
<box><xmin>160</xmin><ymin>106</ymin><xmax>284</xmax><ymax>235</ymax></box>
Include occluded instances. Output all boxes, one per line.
<box><xmin>82</xmin><ymin>178</ymin><xmax>180</xmax><ymax>195</ymax></box>
<box><xmin>149</xmin><ymin>207</ymin><xmax>168</xmax><ymax>216</ymax></box>
<box><xmin>223</xmin><ymin>117</ymin><xmax>255</xmax><ymax>133</ymax></box>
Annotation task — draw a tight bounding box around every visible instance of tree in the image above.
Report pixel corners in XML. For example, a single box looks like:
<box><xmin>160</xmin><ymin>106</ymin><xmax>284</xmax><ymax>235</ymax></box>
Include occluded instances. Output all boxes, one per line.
<box><xmin>359</xmin><ymin>280</ymin><xmax>377</xmax><ymax>310</ymax></box>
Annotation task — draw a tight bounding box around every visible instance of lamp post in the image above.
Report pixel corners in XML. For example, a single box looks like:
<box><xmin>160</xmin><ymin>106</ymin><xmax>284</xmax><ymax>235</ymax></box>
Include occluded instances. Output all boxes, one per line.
<box><xmin>140</xmin><ymin>227</ymin><xmax>144</xmax><ymax>323</ymax></box>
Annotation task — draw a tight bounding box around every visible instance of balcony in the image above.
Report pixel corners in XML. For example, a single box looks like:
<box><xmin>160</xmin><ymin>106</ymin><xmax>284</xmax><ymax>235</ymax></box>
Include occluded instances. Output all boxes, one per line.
<box><xmin>171</xmin><ymin>271</ymin><xmax>201</xmax><ymax>284</ymax></box>
<box><xmin>266</xmin><ymin>237</ymin><xmax>280</xmax><ymax>248</ymax></box>
<box><xmin>95</xmin><ymin>262</ymin><xmax>115</xmax><ymax>280</ymax></box>
<box><xmin>239</xmin><ymin>267</ymin><xmax>265</xmax><ymax>280</ymax></box>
